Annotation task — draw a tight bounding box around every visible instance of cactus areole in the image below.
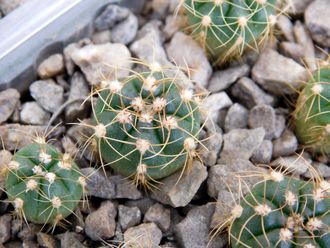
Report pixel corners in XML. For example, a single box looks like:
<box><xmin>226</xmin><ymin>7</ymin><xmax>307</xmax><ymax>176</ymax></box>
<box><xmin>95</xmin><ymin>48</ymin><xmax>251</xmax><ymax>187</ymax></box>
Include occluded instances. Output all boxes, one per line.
<box><xmin>295</xmin><ymin>67</ymin><xmax>330</xmax><ymax>155</ymax></box>
<box><xmin>183</xmin><ymin>0</ymin><xmax>277</xmax><ymax>64</ymax></box>
<box><xmin>5</xmin><ymin>142</ymin><xmax>83</xmax><ymax>224</ymax></box>
<box><xmin>230</xmin><ymin>174</ymin><xmax>330</xmax><ymax>247</ymax></box>
<box><xmin>92</xmin><ymin>67</ymin><xmax>201</xmax><ymax>182</ymax></box>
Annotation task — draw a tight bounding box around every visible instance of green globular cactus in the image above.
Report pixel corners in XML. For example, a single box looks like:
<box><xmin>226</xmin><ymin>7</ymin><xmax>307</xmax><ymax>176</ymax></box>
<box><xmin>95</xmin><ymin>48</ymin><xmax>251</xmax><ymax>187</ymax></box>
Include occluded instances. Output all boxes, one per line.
<box><xmin>294</xmin><ymin>67</ymin><xmax>330</xmax><ymax>155</ymax></box>
<box><xmin>5</xmin><ymin>140</ymin><xmax>84</xmax><ymax>225</ymax></box>
<box><xmin>182</xmin><ymin>0</ymin><xmax>277</xmax><ymax>64</ymax></box>
<box><xmin>228</xmin><ymin>170</ymin><xmax>330</xmax><ymax>247</ymax></box>
<box><xmin>91</xmin><ymin>62</ymin><xmax>201</xmax><ymax>187</ymax></box>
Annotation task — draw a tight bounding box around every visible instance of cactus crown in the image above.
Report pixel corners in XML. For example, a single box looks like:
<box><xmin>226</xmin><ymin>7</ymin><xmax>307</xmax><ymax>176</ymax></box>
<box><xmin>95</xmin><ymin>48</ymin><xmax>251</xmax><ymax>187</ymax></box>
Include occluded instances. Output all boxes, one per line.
<box><xmin>294</xmin><ymin>65</ymin><xmax>330</xmax><ymax>155</ymax></box>
<box><xmin>90</xmin><ymin>62</ymin><xmax>202</xmax><ymax>188</ymax></box>
<box><xmin>181</xmin><ymin>0</ymin><xmax>277</xmax><ymax>64</ymax></box>
<box><xmin>227</xmin><ymin>169</ymin><xmax>330</xmax><ymax>247</ymax></box>
<box><xmin>4</xmin><ymin>138</ymin><xmax>84</xmax><ymax>227</ymax></box>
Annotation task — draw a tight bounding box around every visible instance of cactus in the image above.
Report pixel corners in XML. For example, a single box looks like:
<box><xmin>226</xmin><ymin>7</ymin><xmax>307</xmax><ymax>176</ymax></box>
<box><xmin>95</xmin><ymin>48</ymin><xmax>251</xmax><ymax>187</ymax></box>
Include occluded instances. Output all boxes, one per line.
<box><xmin>4</xmin><ymin>139</ymin><xmax>84</xmax><ymax>226</ymax></box>
<box><xmin>90</xmin><ymin>62</ymin><xmax>201</xmax><ymax>187</ymax></box>
<box><xmin>294</xmin><ymin>66</ymin><xmax>330</xmax><ymax>155</ymax></box>
<box><xmin>227</xmin><ymin>170</ymin><xmax>330</xmax><ymax>247</ymax></box>
<box><xmin>181</xmin><ymin>0</ymin><xmax>277</xmax><ymax>64</ymax></box>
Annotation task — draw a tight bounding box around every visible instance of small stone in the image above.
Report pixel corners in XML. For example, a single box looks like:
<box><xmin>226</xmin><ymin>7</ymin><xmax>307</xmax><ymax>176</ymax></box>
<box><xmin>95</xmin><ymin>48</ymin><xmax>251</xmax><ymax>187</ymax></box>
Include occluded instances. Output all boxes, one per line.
<box><xmin>144</xmin><ymin>203</ymin><xmax>171</xmax><ymax>232</ymax></box>
<box><xmin>131</xmin><ymin>21</ymin><xmax>168</xmax><ymax>65</ymax></box>
<box><xmin>30</xmin><ymin>79</ymin><xmax>64</xmax><ymax>113</ymax></box>
<box><xmin>111</xmin><ymin>175</ymin><xmax>143</xmax><ymax>200</ymax></box>
<box><xmin>118</xmin><ymin>205</ymin><xmax>141</xmax><ymax>231</ymax></box>
<box><xmin>150</xmin><ymin>0</ymin><xmax>170</xmax><ymax>19</ymax></box>
<box><xmin>293</xmin><ymin>21</ymin><xmax>316</xmax><ymax>71</ymax></box>
<box><xmin>202</xmin><ymin>92</ymin><xmax>233</xmax><ymax>122</ymax></box>
<box><xmin>150</xmin><ymin>160</ymin><xmax>207</xmax><ymax>207</ymax></box>
<box><xmin>251</xmin><ymin>140</ymin><xmax>273</xmax><ymax>164</ymax></box>
<box><xmin>280</xmin><ymin>42</ymin><xmax>305</xmax><ymax>61</ymax></box>
<box><xmin>112</xmin><ymin>13</ymin><xmax>138</xmax><ymax>44</ymax></box>
<box><xmin>208</xmin><ymin>159</ymin><xmax>265</xmax><ymax>198</ymax></box>
<box><xmin>163</xmin><ymin>15</ymin><xmax>182</xmax><ymax>39</ymax></box>
<box><xmin>220</xmin><ymin>128</ymin><xmax>265</xmax><ymax>162</ymax></box>
<box><xmin>92</xmin><ymin>30</ymin><xmax>111</xmax><ymax>44</ymax></box>
<box><xmin>37</xmin><ymin>233</ymin><xmax>57</xmax><ymax>248</ymax></box>
<box><xmin>231</xmin><ymin>77</ymin><xmax>274</xmax><ymax>109</ymax></box>
<box><xmin>200</xmin><ymin>131</ymin><xmax>223</xmax><ymax>167</ymax></box>
<box><xmin>81</xmin><ymin>168</ymin><xmax>115</xmax><ymax>199</ymax></box>
<box><xmin>252</xmin><ymin>49</ymin><xmax>307</xmax><ymax>95</ymax></box>
<box><xmin>286</xmin><ymin>0</ymin><xmax>314</xmax><ymax>15</ymax></box>
<box><xmin>65</xmin><ymin>72</ymin><xmax>90</xmax><ymax>122</ymax></box>
<box><xmin>124</xmin><ymin>223</ymin><xmax>162</xmax><ymax>248</ymax></box>
<box><xmin>271</xmin><ymin>155</ymin><xmax>310</xmax><ymax>175</ymax></box>
<box><xmin>166</xmin><ymin>32</ymin><xmax>212</xmax><ymax>87</ymax></box>
<box><xmin>20</xmin><ymin>102</ymin><xmax>50</xmax><ymax>125</ymax></box>
<box><xmin>85</xmin><ymin>201</ymin><xmax>117</xmax><ymax>241</ymax></box>
<box><xmin>94</xmin><ymin>5</ymin><xmax>130</xmax><ymax>31</ymax></box>
<box><xmin>0</xmin><ymin>124</ymin><xmax>56</xmax><ymax>150</ymax></box>
<box><xmin>125</xmin><ymin>198</ymin><xmax>157</xmax><ymax>215</ymax></box>
<box><xmin>272</xmin><ymin>130</ymin><xmax>298</xmax><ymax>158</ymax></box>
<box><xmin>175</xmin><ymin>203</ymin><xmax>223</xmax><ymax>248</ymax></box>
<box><xmin>17</xmin><ymin>223</ymin><xmax>41</xmax><ymax>241</ymax></box>
<box><xmin>22</xmin><ymin>240</ymin><xmax>39</xmax><ymax>248</ymax></box>
<box><xmin>70</xmin><ymin>43</ymin><xmax>132</xmax><ymax>85</ymax></box>
<box><xmin>0</xmin><ymin>214</ymin><xmax>11</xmax><ymax>243</ymax></box>
<box><xmin>58</xmin><ymin>232</ymin><xmax>85</xmax><ymax>248</ymax></box>
<box><xmin>0</xmin><ymin>150</ymin><xmax>12</xmax><ymax>197</ymax></box>
<box><xmin>248</xmin><ymin>104</ymin><xmax>276</xmax><ymax>140</ymax></box>
<box><xmin>37</xmin><ymin>54</ymin><xmax>65</xmax><ymax>79</ymax></box>
<box><xmin>304</xmin><ymin>162</ymin><xmax>330</xmax><ymax>178</ymax></box>
<box><xmin>305</xmin><ymin>0</ymin><xmax>330</xmax><ymax>47</ymax></box>
<box><xmin>224</xmin><ymin>103</ymin><xmax>249</xmax><ymax>132</ymax></box>
<box><xmin>273</xmin><ymin>114</ymin><xmax>286</xmax><ymax>139</ymax></box>
<box><xmin>0</xmin><ymin>88</ymin><xmax>20</xmax><ymax>124</ymax></box>
<box><xmin>208</xmin><ymin>64</ymin><xmax>249</xmax><ymax>92</ymax></box>
<box><xmin>276</xmin><ymin>15</ymin><xmax>294</xmax><ymax>42</ymax></box>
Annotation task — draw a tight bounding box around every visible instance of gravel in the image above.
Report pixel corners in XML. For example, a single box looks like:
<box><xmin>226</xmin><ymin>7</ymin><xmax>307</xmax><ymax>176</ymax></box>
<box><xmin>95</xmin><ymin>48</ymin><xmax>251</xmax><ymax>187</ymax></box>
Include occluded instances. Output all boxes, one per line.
<box><xmin>0</xmin><ymin>2</ymin><xmax>329</xmax><ymax>247</ymax></box>
<box><xmin>252</xmin><ymin>49</ymin><xmax>307</xmax><ymax>95</ymax></box>
<box><xmin>29</xmin><ymin>79</ymin><xmax>64</xmax><ymax>113</ymax></box>
<box><xmin>305</xmin><ymin>0</ymin><xmax>330</xmax><ymax>47</ymax></box>
<box><xmin>0</xmin><ymin>88</ymin><xmax>20</xmax><ymax>124</ymax></box>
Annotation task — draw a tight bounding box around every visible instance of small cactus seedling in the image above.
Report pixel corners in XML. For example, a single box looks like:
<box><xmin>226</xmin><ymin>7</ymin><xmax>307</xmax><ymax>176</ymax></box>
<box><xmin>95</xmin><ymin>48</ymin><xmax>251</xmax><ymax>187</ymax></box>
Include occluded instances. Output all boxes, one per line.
<box><xmin>181</xmin><ymin>0</ymin><xmax>278</xmax><ymax>64</ymax></box>
<box><xmin>90</xmin><ymin>62</ymin><xmax>202</xmax><ymax>187</ymax></box>
<box><xmin>228</xmin><ymin>170</ymin><xmax>330</xmax><ymax>247</ymax></box>
<box><xmin>294</xmin><ymin>66</ymin><xmax>330</xmax><ymax>155</ymax></box>
<box><xmin>4</xmin><ymin>139</ymin><xmax>84</xmax><ymax>226</ymax></box>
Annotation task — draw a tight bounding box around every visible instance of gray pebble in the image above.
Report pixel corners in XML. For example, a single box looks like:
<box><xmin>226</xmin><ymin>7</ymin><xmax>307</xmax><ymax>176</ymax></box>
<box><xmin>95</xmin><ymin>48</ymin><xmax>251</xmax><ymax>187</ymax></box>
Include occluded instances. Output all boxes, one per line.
<box><xmin>252</xmin><ymin>49</ymin><xmax>307</xmax><ymax>95</ymax></box>
<box><xmin>224</xmin><ymin>103</ymin><xmax>249</xmax><ymax>132</ymax></box>
<box><xmin>124</xmin><ymin>223</ymin><xmax>162</xmax><ymax>248</ymax></box>
<box><xmin>231</xmin><ymin>77</ymin><xmax>274</xmax><ymax>109</ymax></box>
<box><xmin>220</xmin><ymin>128</ymin><xmax>265</xmax><ymax>162</ymax></box>
<box><xmin>118</xmin><ymin>205</ymin><xmax>141</xmax><ymax>231</ymax></box>
<box><xmin>37</xmin><ymin>54</ymin><xmax>65</xmax><ymax>79</ymax></box>
<box><xmin>208</xmin><ymin>64</ymin><xmax>249</xmax><ymax>92</ymax></box>
<box><xmin>30</xmin><ymin>79</ymin><xmax>64</xmax><ymax>113</ymax></box>
<box><xmin>251</xmin><ymin>140</ymin><xmax>273</xmax><ymax>164</ymax></box>
<box><xmin>305</xmin><ymin>0</ymin><xmax>330</xmax><ymax>47</ymax></box>
<box><xmin>85</xmin><ymin>201</ymin><xmax>117</xmax><ymax>241</ymax></box>
<box><xmin>112</xmin><ymin>13</ymin><xmax>138</xmax><ymax>44</ymax></box>
<box><xmin>94</xmin><ymin>5</ymin><xmax>130</xmax><ymax>31</ymax></box>
<box><xmin>144</xmin><ymin>203</ymin><xmax>171</xmax><ymax>232</ymax></box>
<box><xmin>0</xmin><ymin>214</ymin><xmax>11</xmax><ymax>243</ymax></box>
<box><xmin>248</xmin><ymin>104</ymin><xmax>276</xmax><ymax>140</ymax></box>
<box><xmin>20</xmin><ymin>102</ymin><xmax>50</xmax><ymax>125</ymax></box>
<box><xmin>272</xmin><ymin>130</ymin><xmax>298</xmax><ymax>158</ymax></box>
<box><xmin>0</xmin><ymin>88</ymin><xmax>20</xmax><ymax>124</ymax></box>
